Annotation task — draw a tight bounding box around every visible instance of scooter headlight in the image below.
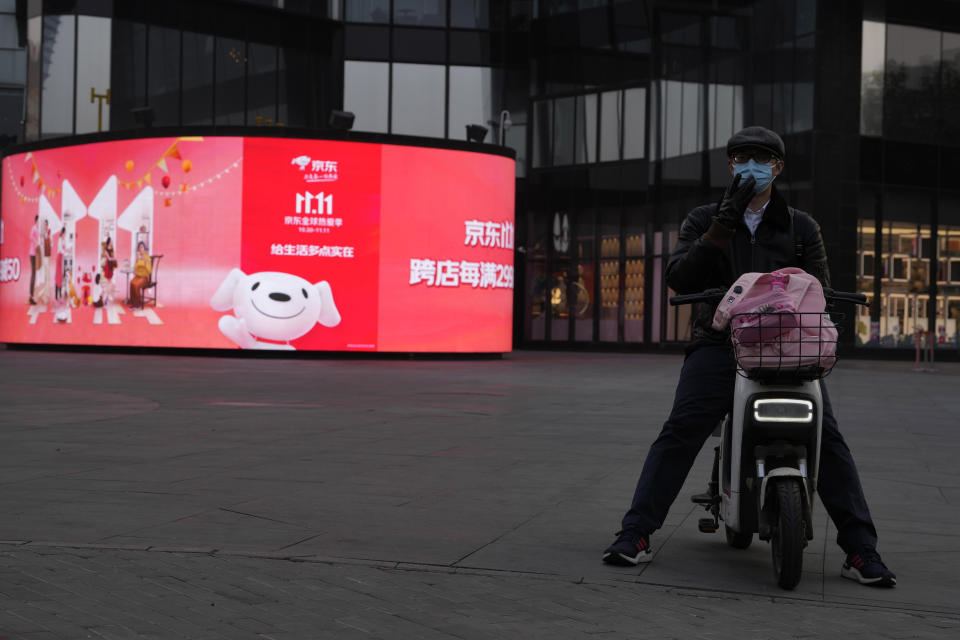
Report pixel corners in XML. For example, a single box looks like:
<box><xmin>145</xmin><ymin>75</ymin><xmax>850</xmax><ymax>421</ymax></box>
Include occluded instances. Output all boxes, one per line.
<box><xmin>753</xmin><ymin>399</ymin><xmax>813</xmax><ymax>423</ymax></box>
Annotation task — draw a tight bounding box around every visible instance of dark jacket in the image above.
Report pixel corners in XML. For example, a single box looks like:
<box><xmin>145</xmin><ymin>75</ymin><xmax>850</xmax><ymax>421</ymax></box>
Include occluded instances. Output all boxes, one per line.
<box><xmin>665</xmin><ymin>186</ymin><xmax>830</xmax><ymax>343</ymax></box>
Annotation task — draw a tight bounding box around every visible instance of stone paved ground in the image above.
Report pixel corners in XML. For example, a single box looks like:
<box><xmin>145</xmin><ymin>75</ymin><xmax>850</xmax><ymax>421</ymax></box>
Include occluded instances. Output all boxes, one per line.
<box><xmin>0</xmin><ymin>348</ymin><xmax>958</xmax><ymax>639</ymax></box>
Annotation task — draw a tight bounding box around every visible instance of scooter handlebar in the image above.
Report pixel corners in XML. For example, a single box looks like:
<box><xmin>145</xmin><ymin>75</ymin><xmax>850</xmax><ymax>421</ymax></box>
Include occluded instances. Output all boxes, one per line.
<box><xmin>669</xmin><ymin>287</ymin><xmax>869</xmax><ymax>307</ymax></box>
<box><xmin>823</xmin><ymin>289</ymin><xmax>869</xmax><ymax>306</ymax></box>
<box><xmin>669</xmin><ymin>288</ymin><xmax>727</xmax><ymax>306</ymax></box>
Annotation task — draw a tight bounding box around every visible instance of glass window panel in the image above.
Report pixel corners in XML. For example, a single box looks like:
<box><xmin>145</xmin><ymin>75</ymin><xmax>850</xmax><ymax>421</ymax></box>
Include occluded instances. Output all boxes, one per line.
<box><xmin>449</xmin><ymin>30</ymin><xmax>492</xmax><ymax>66</ymax></box>
<box><xmin>884</xmin><ymin>23</ymin><xmax>940</xmax><ymax>143</ymax></box>
<box><xmin>247</xmin><ymin>42</ymin><xmax>277</xmax><ymax>126</ymax></box>
<box><xmin>391</xmin><ymin>62</ymin><xmax>445</xmax><ymax>137</ymax></box>
<box><xmin>710</xmin><ymin>83</ymin><xmax>733</xmax><ymax>148</ymax></box>
<box><xmin>147</xmin><ymin>26</ymin><xmax>180</xmax><ymax>128</ymax></box>
<box><xmin>24</xmin><ymin>16</ymin><xmax>39</xmax><ymax>139</ymax></box>
<box><xmin>599</xmin><ymin>90</ymin><xmax>621</xmax><ymax>162</ymax></box>
<box><xmin>680</xmin><ymin>82</ymin><xmax>702</xmax><ymax>155</ymax></box>
<box><xmin>394</xmin><ymin>27</ymin><xmax>446</xmax><ymax>63</ymax></box>
<box><xmin>623</xmin><ymin>87</ymin><xmax>646</xmax><ymax>159</ymax></box>
<box><xmin>532</xmin><ymin>99</ymin><xmax>551</xmax><ymax>168</ymax></box>
<box><xmin>182</xmin><ymin>31</ymin><xmax>214</xmax><ymax>125</ymax></box>
<box><xmin>448</xmin><ymin>65</ymin><xmax>499</xmax><ymax>141</ymax></box>
<box><xmin>0</xmin><ymin>13</ymin><xmax>16</xmax><ymax>43</ymax></box>
<box><xmin>75</xmin><ymin>16</ymin><xmax>111</xmax><ymax>135</ymax></box>
<box><xmin>0</xmin><ymin>0</ymin><xmax>15</xmax><ymax>12</ymax></box>
<box><xmin>0</xmin><ymin>48</ymin><xmax>26</xmax><ymax>86</ymax></box>
<box><xmin>346</xmin><ymin>0</ymin><xmax>389</xmax><ymax>23</ymax></box>
<box><xmin>451</xmin><ymin>0</ymin><xmax>490</xmax><ymax>29</ymax></box>
<box><xmin>574</xmin><ymin>210</ymin><xmax>595</xmax><ymax>342</ymax></box>
<box><xmin>598</xmin><ymin>207</ymin><xmax>620</xmax><ymax>342</ymax></box>
<box><xmin>345</xmin><ymin>24</ymin><xmax>390</xmax><ymax>60</ymax></box>
<box><xmin>860</xmin><ymin>20</ymin><xmax>885</xmax><ymax>136</ymax></box>
<box><xmin>553</xmin><ymin>96</ymin><xmax>575</xmax><ymax>166</ymax></box>
<box><xmin>942</xmin><ymin>32</ymin><xmax>960</xmax><ymax>144</ymax></box>
<box><xmin>0</xmin><ymin>87</ymin><xmax>22</xmax><ymax>138</ymax></box>
<box><xmin>215</xmin><ymin>38</ymin><xmax>245</xmax><ymax>126</ymax></box>
<box><xmin>574</xmin><ymin>93</ymin><xmax>596</xmax><ymax>164</ymax></box>
<box><xmin>527</xmin><ymin>258</ymin><xmax>546</xmax><ymax>341</ymax></box>
<box><xmin>109</xmin><ymin>20</ymin><xmax>146</xmax><ymax>132</ymax></box>
<box><xmin>40</xmin><ymin>15</ymin><xmax>75</xmax><ymax>138</ymax></box>
<box><xmin>343</xmin><ymin>60</ymin><xmax>389</xmax><ymax>133</ymax></box>
<box><xmin>661</xmin><ymin>80</ymin><xmax>682</xmax><ymax>158</ymax></box>
<box><xmin>395</xmin><ymin>0</ymin><xmax>446</xmax><ymax>26</ymax></box>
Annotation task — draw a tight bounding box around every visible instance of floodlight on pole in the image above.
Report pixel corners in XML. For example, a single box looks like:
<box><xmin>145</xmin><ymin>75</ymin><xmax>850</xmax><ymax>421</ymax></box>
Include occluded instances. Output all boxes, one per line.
<box><xmin>466</xmin><ymin>124</ymin><xmax>488</xmax><ymax>143</ymax></box>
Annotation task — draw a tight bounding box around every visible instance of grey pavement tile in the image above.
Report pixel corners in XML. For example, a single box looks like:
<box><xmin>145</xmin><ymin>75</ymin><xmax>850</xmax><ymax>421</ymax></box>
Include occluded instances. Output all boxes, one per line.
<box><xmin>1</xmin><ymin>351</ymin><xmax>959</xmax><ymax>637</ymax></box>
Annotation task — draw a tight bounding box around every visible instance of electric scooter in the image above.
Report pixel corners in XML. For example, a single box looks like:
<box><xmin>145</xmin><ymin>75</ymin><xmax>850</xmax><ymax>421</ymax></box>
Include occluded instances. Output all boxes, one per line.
<box><xmin>669</xmin><ymin>287</ymin><xmax>868</xmax><ymax>590</ymax></box>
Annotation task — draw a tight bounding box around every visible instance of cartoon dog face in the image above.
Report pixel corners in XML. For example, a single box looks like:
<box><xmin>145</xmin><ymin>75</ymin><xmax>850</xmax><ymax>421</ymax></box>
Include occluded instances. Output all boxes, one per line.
<box><xmin>291</xmin><ymin>155</ymin><xmax>311</xmax><ymax>170</ymax></box>
<box><xmin>211</xmin><ymin>269</ymin><xmax>340</xmax><ymax>342</ymax></box>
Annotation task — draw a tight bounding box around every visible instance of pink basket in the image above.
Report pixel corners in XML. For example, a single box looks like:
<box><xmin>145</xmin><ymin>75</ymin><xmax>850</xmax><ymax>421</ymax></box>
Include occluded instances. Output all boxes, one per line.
<box><xmin>731</xmin><ymin>311</ymin><xmax>838</xmax><ymax>379</ymax></box>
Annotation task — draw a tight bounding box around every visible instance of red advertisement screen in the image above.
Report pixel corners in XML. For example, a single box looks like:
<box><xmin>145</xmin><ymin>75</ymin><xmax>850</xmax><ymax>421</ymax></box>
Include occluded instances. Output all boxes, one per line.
<box><xmin>0</xmin><ymin>136</ymin><xmax>515</xmax><ymax>352</ymax></box>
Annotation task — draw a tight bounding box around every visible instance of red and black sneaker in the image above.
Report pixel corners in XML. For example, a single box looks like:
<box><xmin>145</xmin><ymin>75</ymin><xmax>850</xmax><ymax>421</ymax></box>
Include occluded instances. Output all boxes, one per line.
<box><xmin>841</xmin><ymin>547</ymin><xmax>897</xmax><ymax>587</ymax></box>
<box><xmin>602</xmin><ymin>530</ymin><xmax>653</xmax><ymax>566</ymax></box>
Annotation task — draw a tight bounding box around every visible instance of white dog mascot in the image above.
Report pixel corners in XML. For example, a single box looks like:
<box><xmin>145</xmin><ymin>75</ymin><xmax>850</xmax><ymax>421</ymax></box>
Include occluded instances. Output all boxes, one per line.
<box><xmin>210</xmin><ymin>268</ymin><xmax>341</xmax><ymax>350</ymax></box>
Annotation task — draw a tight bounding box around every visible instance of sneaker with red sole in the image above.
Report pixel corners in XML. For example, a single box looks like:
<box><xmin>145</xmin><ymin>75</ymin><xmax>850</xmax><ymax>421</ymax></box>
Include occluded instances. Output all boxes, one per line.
<box><xmin>602</xmin><ymin>529</ymin><xmax>653</xmax><ymax>566</ymax></box>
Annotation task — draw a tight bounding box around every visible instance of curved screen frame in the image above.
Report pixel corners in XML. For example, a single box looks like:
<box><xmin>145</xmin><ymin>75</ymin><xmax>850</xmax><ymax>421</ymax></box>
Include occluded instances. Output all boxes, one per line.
<box><xmin>0</xmin><ymin>129</ymin><xmax>516</xmax><ymax>353</ymax></box>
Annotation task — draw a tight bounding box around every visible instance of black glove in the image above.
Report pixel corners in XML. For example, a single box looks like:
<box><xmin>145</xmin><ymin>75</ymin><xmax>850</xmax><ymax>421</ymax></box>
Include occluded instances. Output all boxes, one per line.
<box><xmin>715</xmin><ymin>173</ymin><xmax>756</xmax><ymax>230</ymax></box>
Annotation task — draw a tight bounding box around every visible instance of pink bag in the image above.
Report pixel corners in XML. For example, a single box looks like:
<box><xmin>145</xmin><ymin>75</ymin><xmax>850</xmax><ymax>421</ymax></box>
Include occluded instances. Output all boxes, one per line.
<box><xmin>712</xmin><ymin>268</ymin><xmax>837</xmax><ymax>373</ymax></box>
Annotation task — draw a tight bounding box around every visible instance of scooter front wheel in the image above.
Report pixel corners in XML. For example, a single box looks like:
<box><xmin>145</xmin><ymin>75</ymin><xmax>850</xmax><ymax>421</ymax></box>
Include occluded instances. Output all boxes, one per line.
<box><xmin>771</xmin><ymin>479</ymin><xmax>805</xmax><ymax>590</ymax></box>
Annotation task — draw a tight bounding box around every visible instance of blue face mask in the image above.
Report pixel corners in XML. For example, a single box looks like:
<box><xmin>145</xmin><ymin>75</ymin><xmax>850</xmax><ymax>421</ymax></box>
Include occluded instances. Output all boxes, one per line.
<box><xmin>733</xmin><ymin>159</ymin><xmax>775</xmax><ymax>194</ymax></box>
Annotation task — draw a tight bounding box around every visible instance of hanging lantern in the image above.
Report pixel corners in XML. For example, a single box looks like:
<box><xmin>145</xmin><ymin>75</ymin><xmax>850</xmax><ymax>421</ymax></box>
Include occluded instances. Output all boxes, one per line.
<box><xmin>161</xmin><ymin>175</ymin><xmax>171</xmax><ymax>189</ymax></box>
<box><xmin>164</xmin><ymin>198</ymin><xmax>172</xmax><ymax>207</ymax></box>
<box><xmin>125</xmin><ymin>160</ymin><xmax>134</xmax><ymax>172</ymax></box>
<box><xmin>181</xmin><ymin>159</ymin><xmax>192</xmax><ymax>173</ymax></box>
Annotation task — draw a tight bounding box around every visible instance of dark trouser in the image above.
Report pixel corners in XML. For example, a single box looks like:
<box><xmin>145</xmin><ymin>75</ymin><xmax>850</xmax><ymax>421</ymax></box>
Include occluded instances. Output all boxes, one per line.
<box><xmin>620</xmin><ymin>343</ymin><xmax>878</xmax><ymax>555</ymax></box>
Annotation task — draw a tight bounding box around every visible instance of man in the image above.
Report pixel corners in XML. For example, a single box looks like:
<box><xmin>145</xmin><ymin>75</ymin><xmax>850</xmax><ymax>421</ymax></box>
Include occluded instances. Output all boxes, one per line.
<box><xmin>601</xmin><ymin>126</ymin><xmax>896</xmax><ymax>587</ymax></box>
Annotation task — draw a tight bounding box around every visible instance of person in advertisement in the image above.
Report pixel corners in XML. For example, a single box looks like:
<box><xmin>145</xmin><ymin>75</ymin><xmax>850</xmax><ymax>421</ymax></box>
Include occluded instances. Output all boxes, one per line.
<box><xmin>601</xmin><ymin>127</ymin><xmax>897</xmax><ymax>587</ymax></box>
<box><xmin>128</xmin><ymin>241</ymin><xmax>152</xmax><ymax>308</ymax></box>
<box><xmin>27</xmin><ymin>215</ymin><xmax>40</xmax><ymax>305</ymax></box>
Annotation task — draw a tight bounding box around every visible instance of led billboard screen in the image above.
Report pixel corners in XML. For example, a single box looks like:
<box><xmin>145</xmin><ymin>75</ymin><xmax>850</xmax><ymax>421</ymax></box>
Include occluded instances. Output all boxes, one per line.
<box><xmin>0</xmin><ymin>136</ymin><xmax>515</xmax><ymax>352</ymax></box>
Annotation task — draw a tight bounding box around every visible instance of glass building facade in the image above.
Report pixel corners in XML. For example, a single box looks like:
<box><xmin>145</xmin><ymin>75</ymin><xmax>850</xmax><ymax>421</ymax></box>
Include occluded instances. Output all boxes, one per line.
<box><xmin>5</xmin><ymin>0</ymin><xmax>960</xmax><ymax>356</ymax></box>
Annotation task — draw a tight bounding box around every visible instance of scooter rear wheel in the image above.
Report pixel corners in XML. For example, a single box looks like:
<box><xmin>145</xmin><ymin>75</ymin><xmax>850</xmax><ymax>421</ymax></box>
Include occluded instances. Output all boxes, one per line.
<box><xmin>771</xmin><ymin>479</ymin><xmax>805</xmax><ymax>590</ymax></box>
<box><xmin>725</xmin><ymin>526</ymin><xmax>753</xmax><ymax>549</ymax></box>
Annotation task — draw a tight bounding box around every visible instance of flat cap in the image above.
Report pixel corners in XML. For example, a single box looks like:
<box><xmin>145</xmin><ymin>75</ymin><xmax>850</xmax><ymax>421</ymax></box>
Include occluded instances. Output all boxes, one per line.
<box><xmin>726</xmin><ymin>126</ymin><xmax>785</xmax><ymax>160</ymax></box>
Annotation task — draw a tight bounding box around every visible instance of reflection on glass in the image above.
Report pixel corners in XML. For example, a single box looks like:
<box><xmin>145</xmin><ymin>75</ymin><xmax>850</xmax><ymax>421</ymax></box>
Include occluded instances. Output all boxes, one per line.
<box><xmin>75</xmin><ymin>16</ymin><xmax>111</xmax><ymax>135</ymax></box>
<box><xmin>148</xmin><ymin>26</ymin><xmax>180</xmax><ymax>128</ymax></box>
<box><xmin>448</xmin><ymin>66</ymin><xmax>498</xmax><ymax>141</ymax></box>
<box><xmin>344</xmin><ymin>60</ymin><xmax>389</xmax><ymax>133</ymax></box>
<box><xmin>575</xmin><ymin>94</ymin><xmax>597</xmax><ymax>164</ymax></box>
<box><xmin>247</xmin><ymin>43</ymin><xmax>277</xmax><ymax>126</ymax></box>
<box><xmin>391</xmin><ymin>63</ymin><xmax>445</xmax><ymax>137</ymax></box>
<box><xmin>884</xmin><ymin>23</ymin><xmax>940</xmax><ymax>143</ymax></box>
<box><xmin>451</xmin><ymin>0</ymin><xmax>490</xmax><ymax>29</ymax></box>
<box><xmin>599</xmin><ymin>90</ymin><xmax>621</xmax><ymax>162</ymax></box>
<box><xmin>553</xmin><ymin>96</ymin><xmax>575</xmax><ymax>165</ymax></box>
<box><xmin>623</xmin><ymin>87</ymin><xmax>646</xmax><ymax>160</ymax></box>
<box><xmin>346</xmin><ymin>0</ymin><xmax>389</xmax><ymax>23</ymax></box>
<box><xmin>182</xmin><ymin>31</ymin><xmax>214</xmax><ymax>125</ymax></box>
<box><xmin>215</xmin><ymin>38</ymin><xmax>245</xmax><ymax>126</ymax></box>
<box><xmin>395</xmin><ymin>0</ymin><xmax>446</xmax><ymax>26</ymax></box>
<box><xmin>41</xmin><ymin>16</ymin><xmax>75</xmax><ymax>138</ymax></box>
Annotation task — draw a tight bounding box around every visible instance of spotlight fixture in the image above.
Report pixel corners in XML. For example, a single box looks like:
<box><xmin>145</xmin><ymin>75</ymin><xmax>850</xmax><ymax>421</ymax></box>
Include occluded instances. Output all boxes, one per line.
<box><xmin>466</xmin><ymin>124</ymin><xmax>488</xmax><ymax>143</ymax></box>
<box><xmin>329</xmin><ymin>110</ymin><xmax>355</xmax><ymax>131</ymax></box>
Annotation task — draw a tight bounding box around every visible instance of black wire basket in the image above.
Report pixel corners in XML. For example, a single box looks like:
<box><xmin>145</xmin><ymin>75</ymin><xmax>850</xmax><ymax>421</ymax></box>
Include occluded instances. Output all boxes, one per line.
<box><xmin>730</xmin><ymin>311</ymin><xmax>841</xmax><ymax>381</ymax></box>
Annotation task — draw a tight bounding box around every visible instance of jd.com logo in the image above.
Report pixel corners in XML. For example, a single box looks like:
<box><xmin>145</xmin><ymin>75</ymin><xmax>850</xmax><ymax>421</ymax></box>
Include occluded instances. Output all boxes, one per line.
<box><xmin>290</xmin><ymin>156</ymin><xmax>339</xmax><ymax>183</ymax></box>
